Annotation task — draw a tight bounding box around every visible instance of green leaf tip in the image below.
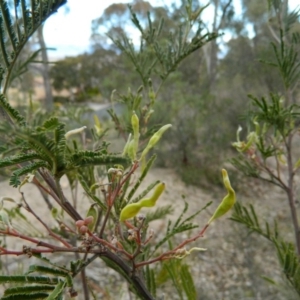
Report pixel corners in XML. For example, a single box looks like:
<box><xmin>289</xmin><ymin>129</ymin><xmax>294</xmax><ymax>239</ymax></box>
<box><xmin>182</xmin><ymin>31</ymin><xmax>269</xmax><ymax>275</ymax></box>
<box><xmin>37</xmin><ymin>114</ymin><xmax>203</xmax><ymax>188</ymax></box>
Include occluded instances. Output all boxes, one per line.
<box><xmin>140</xmin><ymin>124</ymin><xmax>172</xmax><ymax>166</ymax></box>
<box><xmin>208</xmin><ymin>169</ymin><xmax>236</xmax><ymax>224</ymax></box>
<box><xmin>120</xmin><ymin>182</ymin><xmax>165</xmax><ymax>221</ymax></box>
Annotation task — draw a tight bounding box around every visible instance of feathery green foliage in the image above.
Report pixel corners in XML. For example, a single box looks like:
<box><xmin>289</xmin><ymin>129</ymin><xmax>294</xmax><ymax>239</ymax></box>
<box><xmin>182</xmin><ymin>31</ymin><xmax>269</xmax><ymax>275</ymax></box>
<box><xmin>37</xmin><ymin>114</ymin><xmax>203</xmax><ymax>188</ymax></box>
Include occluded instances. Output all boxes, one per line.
<box><xmin>0</xmin><ymin>1</ymin><xmax>237</xmax><ymax>299</ymax></box>
<box><xmin>231</xmin><ymin>2</ymin><xmax>300</xmax><ymax>294</ymax></box>
<box><xmin>231</xmin><ymin>202</ymin><xmax>300</xmax><ymax>296</ymax></box>
<box><xmin>111</xmin><ymin>3</ymin><xmax>219</xmax><ymax>84</ymax></box>
<box><xmin>0</xmin><ymin>0</ymin><xmax>66</xmax><ymax>92</ymax></box>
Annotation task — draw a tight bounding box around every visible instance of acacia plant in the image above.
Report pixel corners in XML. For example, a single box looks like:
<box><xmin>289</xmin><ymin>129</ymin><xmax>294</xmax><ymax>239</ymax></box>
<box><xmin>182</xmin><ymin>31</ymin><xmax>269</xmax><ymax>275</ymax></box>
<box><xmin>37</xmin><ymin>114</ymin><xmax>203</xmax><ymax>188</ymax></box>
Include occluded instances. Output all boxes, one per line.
<box><xmin>0</xmin><ymin>1</ymin><xmax>236</xmax><ymax>299</ymax></box>
<box><xmin>231</xmin><ymin>0</ymin><xmax>300</xmax><ymax>296</ymax></box>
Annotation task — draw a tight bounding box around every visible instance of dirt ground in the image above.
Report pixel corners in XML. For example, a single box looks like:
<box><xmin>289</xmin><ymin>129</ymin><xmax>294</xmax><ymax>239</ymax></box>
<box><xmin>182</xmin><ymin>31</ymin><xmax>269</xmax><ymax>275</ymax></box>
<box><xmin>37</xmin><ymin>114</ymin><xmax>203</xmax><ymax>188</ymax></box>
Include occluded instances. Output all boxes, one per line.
<box><xmin>0</xmin><ymin>167</ymin><xmax>298</xmax><ymax>299</ymax></box>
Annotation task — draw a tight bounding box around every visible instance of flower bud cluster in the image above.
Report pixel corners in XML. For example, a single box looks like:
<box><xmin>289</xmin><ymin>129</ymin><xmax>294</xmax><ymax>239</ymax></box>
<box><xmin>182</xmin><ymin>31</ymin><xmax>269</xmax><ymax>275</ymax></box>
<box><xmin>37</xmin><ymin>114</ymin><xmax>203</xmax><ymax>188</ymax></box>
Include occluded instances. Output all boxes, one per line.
<box><xmin>75</xmin><ymin>216</ymin><xmax>94</xmax><ymax>234</ymax></box>
<box><xmin>107</xmin><ymin>167</ymin><xmax>123</xmax><ymax>177</ymax></box>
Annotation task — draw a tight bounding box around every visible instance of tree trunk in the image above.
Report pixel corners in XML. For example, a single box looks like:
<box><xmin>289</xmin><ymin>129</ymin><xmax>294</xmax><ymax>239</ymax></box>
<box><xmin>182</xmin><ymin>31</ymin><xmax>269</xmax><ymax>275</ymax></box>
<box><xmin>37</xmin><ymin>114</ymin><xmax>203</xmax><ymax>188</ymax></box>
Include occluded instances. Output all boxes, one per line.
<box><xmin>37</xmin><ymin>25</ymin><xmax>53</xmax><ymax>111</ymax></box>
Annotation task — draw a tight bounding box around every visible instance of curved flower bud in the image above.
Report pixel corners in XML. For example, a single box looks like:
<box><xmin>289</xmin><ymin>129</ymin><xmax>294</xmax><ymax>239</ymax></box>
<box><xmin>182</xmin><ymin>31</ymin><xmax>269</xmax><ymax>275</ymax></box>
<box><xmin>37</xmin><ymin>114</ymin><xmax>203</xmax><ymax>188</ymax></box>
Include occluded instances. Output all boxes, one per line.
<box><xmin>140</xmin><ymin>124</ymin><xmax>172</xmax><ymax>163</ymax></box>
<box><xmin>65</xmin><ymin>126</ymin><xmax>87</xmax><ymax>139</ymax></box>
<box><xmin>120</xmin><ymin>182</ymin><xmax>165</xmax><ymax>221</ymax></box>
<box><xmin>131</xmin><ymin>111</ymin><xmax>140</xmax><ymax>160</ymax></box>
<box><xmin>208</xmin><ymin>169</ymin><xmax>236</xmax><ymax>224</ymax></box>
<box><xmin>122</xmin><ymin>133</ymin><xmax>132</xmax><ymax>157</ymax></box>
<box><xmin>232</xmin><ymin>126</ymin><xmax>257</xmax><ymax>152</ymax></box>
<box><xmin>93</xmin><ymin>115</ymin><xmax>102</xmax><ymax>135</ymax></box>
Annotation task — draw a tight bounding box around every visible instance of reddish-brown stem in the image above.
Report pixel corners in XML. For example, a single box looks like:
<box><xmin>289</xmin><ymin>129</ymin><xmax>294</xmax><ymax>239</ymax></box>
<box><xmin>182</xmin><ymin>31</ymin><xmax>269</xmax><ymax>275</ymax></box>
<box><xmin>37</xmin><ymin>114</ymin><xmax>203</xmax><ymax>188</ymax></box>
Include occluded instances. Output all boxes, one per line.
<box><xmin>0</xmin><ymin>246</ymin><xmax>115</xmax><ymax>256</ymax></box>
<box><xmin>32</xmin><ymin>176</ymin><xmax>52</xmax><ymax>198</ymax></box>
<box><xmin>98</xmin><ymin>161</ymin><xmax>139</xmax><ymax>238</ymax></box>
<box><xmin>111</xmin><ymin>161</ymin><xmax>139</xmax><ymax>204</ymax></box>
<box><xmin>135</xmin><ymin>223</ymin><xmax>209</xmax><ymax>268</ymax></box>
<box><xmin>38</xmin><ymin>169</ymin><xmax>82</xmax><ymax>221</ymax></box>
<box><xmin>123</xmin><ymin>220</ymin><xmax>135</xmax><ymax>229</ymax></box>
<box><xmin>21</xmin><ymin>192</ymin><xmax>73</xmax><ymax>248</ymax></box>
<box><xmin>88</xmin><ymin>230</ymin><xmax>133</xmax><ymax>259</ymax></box>
<box><xmin>0</xmin><ymin>228</ymin><xmax>57</xmax><ymax>249</ymax></box>
<box><xmin>0</xmin><ymin>247</ymin><xmax>54</xmax><ymax>255</ymax></box>
<box><xmin>131</xmin><ymin>219</ymin><xmax>145</xmax><ymax>261</ymax></box>
<box><xmin>173</xmin><ymin>223</ymin><xmax>209</xmax><ymax>252</ymax></box>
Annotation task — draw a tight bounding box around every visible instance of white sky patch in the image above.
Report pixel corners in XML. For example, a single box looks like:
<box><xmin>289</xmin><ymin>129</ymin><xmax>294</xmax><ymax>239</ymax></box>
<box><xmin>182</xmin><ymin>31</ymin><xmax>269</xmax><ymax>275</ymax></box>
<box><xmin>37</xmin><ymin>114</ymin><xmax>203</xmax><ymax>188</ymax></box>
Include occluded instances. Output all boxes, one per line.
<box><xmin>43</xmin><ymin>0</ymin><xmax>300</xmax><ymax>59</ymax></box>
<box><xmin>43</xmin><ymin>0</ymin><xmax>128</xmax><ymax>58</ymax></box>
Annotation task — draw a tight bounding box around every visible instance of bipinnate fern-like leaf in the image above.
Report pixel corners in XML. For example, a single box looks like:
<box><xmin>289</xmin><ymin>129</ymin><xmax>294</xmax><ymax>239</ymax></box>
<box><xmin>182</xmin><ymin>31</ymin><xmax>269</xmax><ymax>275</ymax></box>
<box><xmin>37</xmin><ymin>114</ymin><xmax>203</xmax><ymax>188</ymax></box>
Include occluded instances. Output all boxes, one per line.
<box><xmin>0</xmin><ymin>0</ymin><xmax>66</xmax><ymax>89</ymax></box>
<box><xmin>0</xmin><ymin>116</ymin><xmax>131</xmax><ymax>187</ymax></box>
<box><xmin>26</xmin><ymin>265</ymin><xmax>71</xmax><ymax>277</ymax></box>
<box><xmin>0</xmin><ymin>1</ymin><xmax>19</xmax><ymax>53</ymax></box>
<box><xmin>45</xmin><ymin>280</ymin><xmax>66</xmax><ymax>300</ymax></box>
<box><xmin>156</xmin><ymin>260</ymin><xmax>196</xmax><ymax>299</ymax></box>
<box><xmin>1</xmin><ymin>292</ymin><xmax>50</xmax><ymax>299</ymax></box>
<box><xmin>127</xmin><ymin>154</ymin><xmax>156</xmax><ymax>201</ymax></box>
<box><xmin>146</xmin><ymin>205</ymin><xmax>173</xmax><ymax>223</ymax></box>
<box><xmin>0</xmin><ymin>275</ymin><xmax>59</xmax><ymax>284</ymax></box>
<box><xmin>3</xmin><ymin>285</ymin><xmax>55</xmax><ymax>296</ymax></box>
<box><xmin>0</xmin><ymin>94</ymin><xmax>25</xmax><ymax>125</ymax></box>
<box><xmin>0</xmin><ymin>276</ymin><xmax>61</xmax><ymax>299</ymax></box>
<box><xmin>231</xmin><ymin>202</ymin><xmax>300</xmax><ymax>296</ymax></box>
<box><xmin>152</xmin><ymin>201</ymin><xmax>212</xmax><ymax>253</ymax></box>
<box><xmin>145</xmin><ymin>265</ymin><xmax>156</xmax><ymax>298</ymax></box>
<box><xmin>0</xmin><ymin>0</ymin><xmax>67</xmax><ymax>120</ymax></box>
<box><xmin>110</xmin><ymin>5</ymin><xmax>219</xmax><ymax>85</ymax></box>
<box><xmin>0</xmin><ymin>153</ymin><xmax>42</xmax><ymax>168</ymax></box>
<box><xmin>0</xmin><ymin>277</ymin><xmax>65</xmax><ymax>299</ymax></box>
<box><xmin>10</xmin><ymin>161</ymin><xmax>48</xmax><ymax>187</ymax></box>
<box><xmin>179</xmin><ymin>264</ymin><xmax>197</xmax><ymax>300</ymax></box>
<box><xmin>66</xmin><ymin>151</ymin><xmax>130</xmax><ymax>173</ymax></box>
<box><xmin>0</xmin><ymin>263</ymin><xmax>74</xmax><ymax>299</ymax></box>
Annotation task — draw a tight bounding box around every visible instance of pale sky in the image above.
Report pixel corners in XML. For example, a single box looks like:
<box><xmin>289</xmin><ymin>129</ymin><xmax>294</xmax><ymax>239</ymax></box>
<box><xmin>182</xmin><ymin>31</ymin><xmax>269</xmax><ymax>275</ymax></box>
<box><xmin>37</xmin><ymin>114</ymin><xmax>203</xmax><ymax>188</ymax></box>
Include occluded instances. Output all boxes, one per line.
<box><xmin>43</xmin><ymin>0</ymin><xmax>299</xmax><ymax>59</ymax></box>
<box><xmin>43</xmin><ymin>0</ymin><xmax>117</xmax><ymax>58</ymax></box>
<box><xmin>44</xmin><ymin>0</ymin><xmax>164</xmax><ymax>58</ymax></box>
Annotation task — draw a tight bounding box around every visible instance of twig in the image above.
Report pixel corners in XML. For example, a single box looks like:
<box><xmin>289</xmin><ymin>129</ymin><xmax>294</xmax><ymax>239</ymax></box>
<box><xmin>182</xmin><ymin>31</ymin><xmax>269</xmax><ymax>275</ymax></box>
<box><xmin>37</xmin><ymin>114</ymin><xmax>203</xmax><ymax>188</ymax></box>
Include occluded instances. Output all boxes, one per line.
<box><xmin>21</xmin><ymin>192</ymin><xmax>72</xmax><ymax>248</ymax></box>
<box><xmin>98</xmin><ymin>161</ymin><xmax>139</xmax><ymax>238</ymax></box>
<box><xmin>38</xmin><ymin>169</ymin><xmax>82</xmax><ymax>220</ymax></box>
<box><xmin>135</xmin><ymin>223</ymin><xmax>209</xmax><ymax>268</ymax></box>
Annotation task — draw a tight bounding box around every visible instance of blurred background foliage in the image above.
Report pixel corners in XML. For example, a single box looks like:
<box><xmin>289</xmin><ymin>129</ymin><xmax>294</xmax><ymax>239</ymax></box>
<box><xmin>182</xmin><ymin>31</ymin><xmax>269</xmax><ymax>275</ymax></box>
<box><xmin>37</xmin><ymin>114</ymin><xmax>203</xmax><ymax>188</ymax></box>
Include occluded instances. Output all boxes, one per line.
<box><xmin>43</xmin><ymin>0</ymin><xmax>298</xmax><ymax>188</ymax></box>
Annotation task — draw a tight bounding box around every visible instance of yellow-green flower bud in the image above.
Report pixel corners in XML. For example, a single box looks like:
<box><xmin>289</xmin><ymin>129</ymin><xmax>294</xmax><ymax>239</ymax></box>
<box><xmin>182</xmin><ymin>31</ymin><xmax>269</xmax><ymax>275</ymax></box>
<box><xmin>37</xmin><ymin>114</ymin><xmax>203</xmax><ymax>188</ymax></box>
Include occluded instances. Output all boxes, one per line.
<box><xmin>140</xmin><ymin>124</ymin><xmax>172</xmax><ymax>162</ymax></box>
<box><xmin>208</xmin><ymin>169</ymin><xmax>236</xmax><ymax>224</ymax></box>
<box><xmin>232</xmin><ymin>126</ymin><xmax>257</xmax><ymax>152</ymax></box>
<box><xmin>120</xmin><ymin>182</ymin><xmax>165</xmax><ymax>221</ymax></box>
<box><xmin>93</xmin><ymin>115</ymin><xmax>102</xmax><ymax>135</ymax></box>
<box><xmin>145</xmin><ymin>109</ymin><xmax>154</xmax><ymax>124</ymax></box>
<box><xmin>139</xmin><ymin>182</ymin><xmax>165</xmax><ymax>208</ymax></box>
<box><xmin>131</xmin><ymin>112</ymin><xmax>140</xmax><ymax>159</ymax></box>
<box><xmin>120</xmin><ymin>202</ymin><xmax>142</xmax><ymax>222</ymax></box>
<box><xmin>122</xmin><ymin>134</ymin><xmax>132</xmax><ymax>157</ymax></box>
<box><xmin>127</xmin><ymin>139</ymin><xmax>136</xmax><ymax>161</ymax></box>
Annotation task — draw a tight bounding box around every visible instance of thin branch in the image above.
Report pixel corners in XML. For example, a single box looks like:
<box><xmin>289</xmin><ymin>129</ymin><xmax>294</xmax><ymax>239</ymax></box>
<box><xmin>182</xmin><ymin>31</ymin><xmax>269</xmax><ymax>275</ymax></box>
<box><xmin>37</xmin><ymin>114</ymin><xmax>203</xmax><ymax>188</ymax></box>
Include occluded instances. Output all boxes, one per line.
<box><xmin>21</xmin><ymin>192</ymin><xmax>72</xmax><ymax>248</ymax></box>
<box><xmin>98</xmin><ymin>161</ymin><xmax>139</xmax><ymax>238</ymax></box>
<box><xmin>135</xmin><ymin>223</ymin><xmax>209</xmax><ymax>268</ymax></box>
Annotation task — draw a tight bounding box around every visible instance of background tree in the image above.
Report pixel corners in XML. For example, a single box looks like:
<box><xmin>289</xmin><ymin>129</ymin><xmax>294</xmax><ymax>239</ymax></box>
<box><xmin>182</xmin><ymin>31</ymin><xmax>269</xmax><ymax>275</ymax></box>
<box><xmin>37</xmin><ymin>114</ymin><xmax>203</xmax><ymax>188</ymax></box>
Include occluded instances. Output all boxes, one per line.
<box><xmin>37</xmin><ymin>25</ymin><xmax>53</xmax><ymax>110</ymax></box>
